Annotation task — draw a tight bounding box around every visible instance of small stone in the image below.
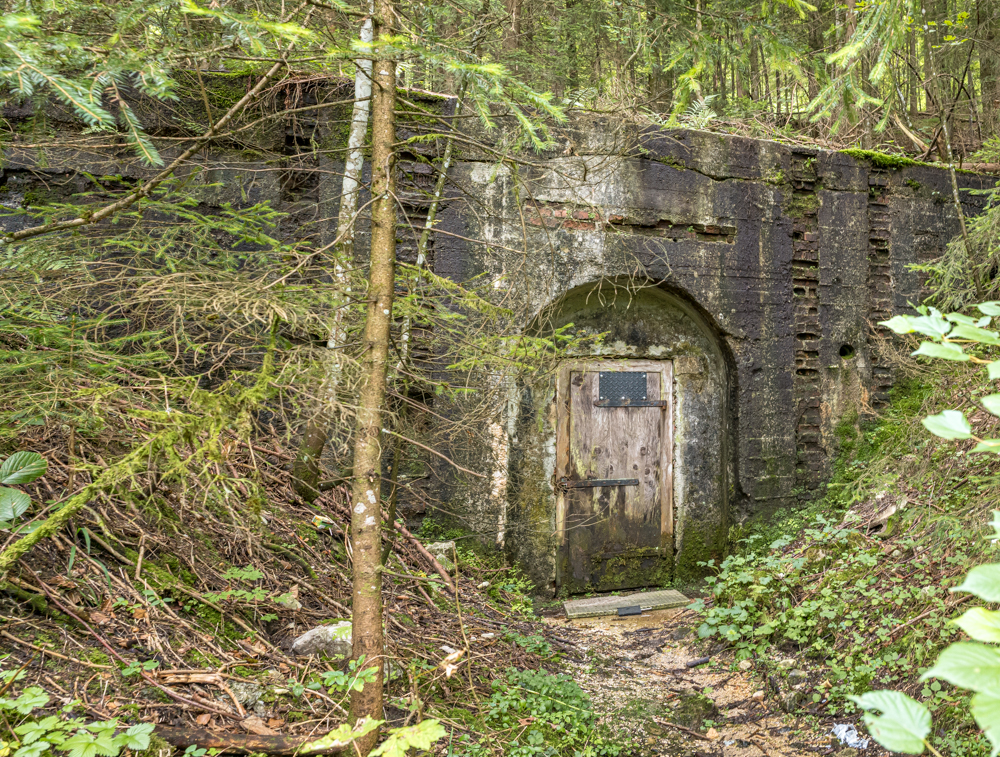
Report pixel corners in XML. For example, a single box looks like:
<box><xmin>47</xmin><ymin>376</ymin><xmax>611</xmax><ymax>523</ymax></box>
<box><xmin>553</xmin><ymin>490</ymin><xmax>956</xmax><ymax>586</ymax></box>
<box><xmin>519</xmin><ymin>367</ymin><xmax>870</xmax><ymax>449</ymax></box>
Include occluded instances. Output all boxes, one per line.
<box><xmin>782</xmin><ymin>690</ymin><xmax>806</xmax><ymax>712</ymax></box>
<box><xmin>777</xmin><ymin>658</ymin><xmax>796</xmax><ymax>669</ymax></box>
<box><xmin>788</xmin><ymin>669</ymin><xmax>809</xmax><ymax>685</ymax></box>
<box><xmin>751</xmin><ymin>690</ymin><xmax>765</xmax><ymax>701</ymax></box>
<box><xmin>705</xmin><ymin>727</ymin><xmax>719</xmax><ymax>740</ymax></box>
<box><xmin>738</xmin><ymin>659</ymin><xmax>753</xmax><ymax>671</ymax></box>
<box><xmin>425</xmin><ymin>541</ymin><xmax>456</xmax><ymax>571</ymax></box>
<box><xmin>477</xmin><ymin>581</ymin><xmax>490</xmax><ymax>589</ymax></box>
<box><xmin>227</xmin><ymin>681</ymin><xmax>263</xmax><ymax>707</ymax></box>
<box><xmin>290</xmin><ymin>621</ymin><xmax>352</xmax><ymax>659</ymax></box>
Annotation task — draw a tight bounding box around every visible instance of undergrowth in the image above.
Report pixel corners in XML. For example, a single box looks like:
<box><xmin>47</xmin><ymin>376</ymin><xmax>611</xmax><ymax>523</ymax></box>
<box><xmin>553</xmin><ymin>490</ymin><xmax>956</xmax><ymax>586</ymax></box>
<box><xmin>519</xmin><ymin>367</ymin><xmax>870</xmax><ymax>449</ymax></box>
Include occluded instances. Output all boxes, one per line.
<box><xmin>695</xmin><ymin>362</ymin><xmax>1000</xmax><ymax>755</ymax></box>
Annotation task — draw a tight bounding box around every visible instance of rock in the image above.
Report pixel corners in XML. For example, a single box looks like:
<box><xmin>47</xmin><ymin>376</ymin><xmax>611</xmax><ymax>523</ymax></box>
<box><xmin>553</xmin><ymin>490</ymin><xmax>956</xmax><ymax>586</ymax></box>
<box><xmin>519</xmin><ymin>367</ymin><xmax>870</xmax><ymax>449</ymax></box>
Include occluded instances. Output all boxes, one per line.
<box><xmin>738</xmin><ymin>659</ymin><xmax>753</xmax><ymax>671</ymax></box>
<box><xmin>781</xmin><ymin>689</ymin><xmax>807</xmax><ymax>712</ymax></box>
<box><xmin>290</xmin><ymin>621</ymin><xmax>352</xmax><ymax>658</ymax></box>
<box><xmin>777</xmin><ymin>658</ymin><xmax>796</xmax><ymax>669</ymax></box>
<box><xmin>751</xmin><ymin>690</ymin><xmax>765</xmax><ymax>701</ymax></box>
<box><xmin>788</xmin><ymin>669</ymin><xmax>809</xmax><ymax>685</ymax></box>
<box><xmin>227</xmin><ymin>681</ymin><xmax>263</xmax><ymax>707</ymax></box>
<box><xmin>671</xmin><ymin>692</ymin><xmax>717</xmax><ymax>730</ymax></box>
<box><xmin>425</xmin><ymin>541</ymin><xmax>455</xmax><ymax>571</ymax></box>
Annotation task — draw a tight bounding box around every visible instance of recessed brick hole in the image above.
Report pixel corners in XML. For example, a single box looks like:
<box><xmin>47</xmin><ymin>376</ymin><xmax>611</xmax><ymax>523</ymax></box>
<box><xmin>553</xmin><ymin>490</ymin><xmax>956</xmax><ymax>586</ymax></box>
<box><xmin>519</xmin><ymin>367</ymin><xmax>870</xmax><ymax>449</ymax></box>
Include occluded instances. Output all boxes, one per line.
<box><xmin>840</xmin><ymin>344</ymin><xmax>856</xmax><ymax>359</ymax></box>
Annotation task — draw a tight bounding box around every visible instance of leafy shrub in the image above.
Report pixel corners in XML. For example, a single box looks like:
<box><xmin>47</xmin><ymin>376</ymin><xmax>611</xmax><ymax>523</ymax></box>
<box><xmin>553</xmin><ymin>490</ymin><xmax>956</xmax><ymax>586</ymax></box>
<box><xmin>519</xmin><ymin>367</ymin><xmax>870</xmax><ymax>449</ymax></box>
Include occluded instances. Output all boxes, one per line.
<box><xmin>0</xmin><ymin>670</ymin><xmax>154</xmax><ymax>757</ymax></box>
<box><xmin>457</xmin><ymin>668</ymin><xmax>620</xmax><ymax>757</ymax></box>
<box><xmin>845</xmin><ymin>303</ymin><xmax>1000</xmax><ymax>754</ymax></box>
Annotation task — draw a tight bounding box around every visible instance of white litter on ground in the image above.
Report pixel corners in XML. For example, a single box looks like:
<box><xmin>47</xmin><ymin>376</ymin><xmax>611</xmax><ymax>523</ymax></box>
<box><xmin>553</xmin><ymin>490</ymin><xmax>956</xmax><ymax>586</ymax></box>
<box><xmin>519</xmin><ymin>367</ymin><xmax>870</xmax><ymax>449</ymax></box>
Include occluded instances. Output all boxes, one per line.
<box><xmin>832</xmin><ymin>723</ymin><xmax>870</xmax><ymax>749</ymax></box>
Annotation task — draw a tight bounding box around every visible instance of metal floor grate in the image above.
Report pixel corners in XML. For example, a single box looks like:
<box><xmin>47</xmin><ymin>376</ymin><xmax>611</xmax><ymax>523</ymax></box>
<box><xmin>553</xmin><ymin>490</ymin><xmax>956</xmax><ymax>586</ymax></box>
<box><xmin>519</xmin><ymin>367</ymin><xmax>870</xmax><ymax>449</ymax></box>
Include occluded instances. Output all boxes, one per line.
<box><xmin>563</xmin><ymin>589</ymin><xmax>689</xmax><ymax>619</ymax></box>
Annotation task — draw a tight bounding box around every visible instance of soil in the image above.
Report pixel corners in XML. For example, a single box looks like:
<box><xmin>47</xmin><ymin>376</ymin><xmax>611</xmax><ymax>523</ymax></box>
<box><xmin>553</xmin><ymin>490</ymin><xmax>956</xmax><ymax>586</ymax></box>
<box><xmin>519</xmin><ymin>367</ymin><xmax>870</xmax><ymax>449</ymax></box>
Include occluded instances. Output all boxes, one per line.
<box><xmin>547</xmin><ymin>608</ymin><xmax>864</xmax><ymax>757</ymax></box>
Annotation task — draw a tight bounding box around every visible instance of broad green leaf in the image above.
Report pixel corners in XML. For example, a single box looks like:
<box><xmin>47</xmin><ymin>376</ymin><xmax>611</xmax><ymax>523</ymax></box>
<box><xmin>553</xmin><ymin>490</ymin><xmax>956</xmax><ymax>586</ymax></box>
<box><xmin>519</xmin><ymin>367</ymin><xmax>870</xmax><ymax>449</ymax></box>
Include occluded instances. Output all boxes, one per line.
<box><xmin>10</xmin><ymin>688</ymin><xmax>48</xmax><ymax>715</ymax></box>
<box><xmin>881</xmin><ymin>314</ymin><xmax>951</xmax><ymax>337</ymax></box>
<box><xmin>973</xmin><ymin>440</ymin><xmax>1000</xmax><ymax>454</ymax></box>
<box><xmin>849</xmin><ymin>690</ymin><xmax>930</xmax><ymax>754</ymax></box>
<box><xmin>955</xmin><ymin>608</ymin><xmax>1000</xmax><ymax>643</ymax></box>
<box><xmin>0</xmin><ymin>452</ymin><xmax>46</xmax><ymax>485</ymax></box>
<box><xmin>370</xmin><ymin>720</ymin><xmax>448</xmax><ymax>757</ymax></box>
<box><xmin>953</xmin><ymin>566</ymin><xmax>1000</xmax><ymax>603</ymax></box>
<box><xmin>950</xmin><ymin>324</ymin><xmax>1000</xmax><ymax>345</ymax></box>
<box><xmin>300</xmin><ymin>718</ymin><xmax>381</xmax><ymax>753</ymax></box>
<box><xmin>984</xmin><ymin>395</ymin><xmax>1000</xmax><ymax>416</ymax></box>
<box><xmin>947</xmin><ymin>313</ymin><xmax>980</xmax><ymax>325</ymax></box>
<box><xmin>913</xmin><ymin>342</ymin><xmax>970</xmax><ymax>361</ymax></box>
<box><xmin>14</xmin><ymin>741</ymin><xmax>52</xmax><ymax>757</ymax></box>
<box><xmin>0</xmin><ymin>488</ymin><xmax>30</xmax><ymax>522</ymax></box>
<box><xmin>922</xmin><ymin>642</ymin><xmax>1000</xmax><ymax>695</ymax></box>
<box><xmin>971</xmin><ymin>692</ymin><xmax>1000</xmax><ymax>757</ymax></box>
<box><xmin>990</xmin><ymin>512</ymin><xmax>1000</xmax><ymax>542</ymax></box>
<box><xmin>120</xmin><ymin>724</ymin><xmax>154</xmax><ymax>751</ymax></box>
<box><xmin>922</xmin><ymin>410</ymin><xmax>973</xmax><ymax>440</ymax></box>
<box><xmin>989</xmin><ymin>362</ymin><xmax>1000</xmax><ymax>380</ymax></box>
<box><xmin>55</xmin><ymin>732</ymin><xmax>99</xmax><ymax>757</ymax></box>
<box><xmin>979</xmin><ymin>302</ymin><xmax>1000</xmax><ymax>316</ymax></box>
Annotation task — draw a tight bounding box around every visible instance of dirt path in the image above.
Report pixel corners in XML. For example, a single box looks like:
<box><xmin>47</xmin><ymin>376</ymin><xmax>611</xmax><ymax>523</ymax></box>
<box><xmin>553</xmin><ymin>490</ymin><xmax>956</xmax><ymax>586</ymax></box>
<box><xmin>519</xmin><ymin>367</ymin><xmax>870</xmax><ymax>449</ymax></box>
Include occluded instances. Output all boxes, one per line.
<box><xmin>547</xmin><ymin>608</ymin><xmax>851</xmax><ymax>756</ymax></box>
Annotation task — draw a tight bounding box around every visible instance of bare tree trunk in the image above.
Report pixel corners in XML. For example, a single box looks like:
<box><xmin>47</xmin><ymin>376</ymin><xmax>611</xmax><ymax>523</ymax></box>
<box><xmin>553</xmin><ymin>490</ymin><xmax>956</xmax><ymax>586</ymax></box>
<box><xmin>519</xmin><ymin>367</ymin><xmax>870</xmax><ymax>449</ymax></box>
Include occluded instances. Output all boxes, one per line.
<box><xmin>293</xmin><ymin>10</ymin><xmax>374</xmax><ymax>501</ymax></box>
<box><xmin>348</xmin><ymin>0</ymin><xmax>396</xmax><ymax>747</ymax></box>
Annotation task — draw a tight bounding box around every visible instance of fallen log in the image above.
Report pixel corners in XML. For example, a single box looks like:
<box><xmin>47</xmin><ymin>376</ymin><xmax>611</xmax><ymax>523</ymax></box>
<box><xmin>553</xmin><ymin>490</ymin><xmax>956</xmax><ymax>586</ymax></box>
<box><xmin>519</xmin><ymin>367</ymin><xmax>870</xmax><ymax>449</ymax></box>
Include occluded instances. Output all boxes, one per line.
<box><xmin>155</xmin><ymin>726</ymin><xmax>350</xmax><ymax>755</ymax></box>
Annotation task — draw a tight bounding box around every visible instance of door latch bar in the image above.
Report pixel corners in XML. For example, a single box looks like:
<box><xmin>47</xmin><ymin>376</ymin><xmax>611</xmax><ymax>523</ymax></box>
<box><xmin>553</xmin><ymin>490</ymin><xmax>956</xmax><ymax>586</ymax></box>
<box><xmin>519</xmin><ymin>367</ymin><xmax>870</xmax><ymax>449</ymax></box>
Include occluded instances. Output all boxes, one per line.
<box><xmin>593</xmin><ymin>399</ymin><xmax>669</xmax><ymax>408</ymax></box>
<box><xmin>558</xmin><ymin>477</ymin><xmax>640</xmax><ymax>490</ymax></box>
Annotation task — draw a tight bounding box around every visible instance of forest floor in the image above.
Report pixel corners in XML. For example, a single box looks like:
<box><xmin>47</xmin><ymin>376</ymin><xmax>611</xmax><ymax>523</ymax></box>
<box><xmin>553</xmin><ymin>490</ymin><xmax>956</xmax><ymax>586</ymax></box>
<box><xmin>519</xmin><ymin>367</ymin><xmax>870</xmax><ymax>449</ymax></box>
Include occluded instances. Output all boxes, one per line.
<box><xmin>549</xmin><ymin>608</ymin><xmax>858</xmax><ymax>757</ymax></box>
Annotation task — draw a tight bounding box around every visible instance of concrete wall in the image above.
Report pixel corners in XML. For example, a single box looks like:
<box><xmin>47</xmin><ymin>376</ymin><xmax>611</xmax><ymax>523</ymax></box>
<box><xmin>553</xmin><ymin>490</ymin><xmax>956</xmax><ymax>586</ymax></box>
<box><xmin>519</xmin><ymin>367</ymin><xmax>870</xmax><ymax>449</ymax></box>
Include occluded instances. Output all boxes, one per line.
<box><xmin>1</xmin><ymin>93</ymin><xmax>994</xmax><ymax>591</ymax></box>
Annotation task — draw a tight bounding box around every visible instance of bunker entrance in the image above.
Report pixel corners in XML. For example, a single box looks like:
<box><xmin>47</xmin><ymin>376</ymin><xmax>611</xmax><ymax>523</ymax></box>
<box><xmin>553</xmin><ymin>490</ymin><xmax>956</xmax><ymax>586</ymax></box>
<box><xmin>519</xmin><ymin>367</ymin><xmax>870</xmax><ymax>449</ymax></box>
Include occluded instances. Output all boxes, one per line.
<box><xmin>556</xmin><ymin>360</ymin><xmax>673</xmax><ymax>593</ymax></box>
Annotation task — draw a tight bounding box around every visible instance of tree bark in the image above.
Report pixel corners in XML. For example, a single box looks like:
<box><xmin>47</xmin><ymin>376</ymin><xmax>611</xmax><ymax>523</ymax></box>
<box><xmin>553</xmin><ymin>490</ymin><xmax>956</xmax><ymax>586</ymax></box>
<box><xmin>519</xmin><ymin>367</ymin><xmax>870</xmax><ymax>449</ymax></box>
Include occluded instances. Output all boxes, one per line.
<box><xmin>293</xmin><ymin>10</ymin><xmax>374</xmax><ymax>501</ymax></box>
<box><xmin>347</xmin><ymin>0</ymin><xmax>396</xmax><ymax>747</ymax></box>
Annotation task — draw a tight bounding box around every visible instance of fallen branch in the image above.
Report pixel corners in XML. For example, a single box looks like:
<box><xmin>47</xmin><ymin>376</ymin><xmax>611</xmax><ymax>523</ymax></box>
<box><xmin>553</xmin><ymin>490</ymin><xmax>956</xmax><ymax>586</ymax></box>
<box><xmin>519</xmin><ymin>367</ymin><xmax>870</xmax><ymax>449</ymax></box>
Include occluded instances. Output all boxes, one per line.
<box><xmin>652</xmin><ymin>717</ymin><xmax>712</xmax><ymax>741</ymax></box>
<box><xmin>155</xmin><ymin>726</ymin><xmax>349</xmax><ymax>755</ymax></box>
<box><xmin>393</xmin><ymin>521</ymin><xmax>456</xmax><ymax>593</ymax></box>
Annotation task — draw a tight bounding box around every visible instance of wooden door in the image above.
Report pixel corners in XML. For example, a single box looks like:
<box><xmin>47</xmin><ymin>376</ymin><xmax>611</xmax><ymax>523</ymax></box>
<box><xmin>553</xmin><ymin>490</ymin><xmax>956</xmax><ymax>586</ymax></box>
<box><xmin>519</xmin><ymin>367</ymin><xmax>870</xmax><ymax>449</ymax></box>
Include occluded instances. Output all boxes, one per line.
<box><xmin>556</xmin><ymin>360</ymin><xmax>673</xmax><ymax>593</ymax></box>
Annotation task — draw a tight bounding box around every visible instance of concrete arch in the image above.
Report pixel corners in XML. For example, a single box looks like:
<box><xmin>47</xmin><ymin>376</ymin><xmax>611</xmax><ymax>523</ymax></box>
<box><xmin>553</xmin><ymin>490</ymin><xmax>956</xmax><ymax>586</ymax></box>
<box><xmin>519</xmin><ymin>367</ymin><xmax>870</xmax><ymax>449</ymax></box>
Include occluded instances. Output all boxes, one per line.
<box><xmin>506</xmin><ymin>279</ymin><xmax>735</xmax><ymax>592</ymax></box>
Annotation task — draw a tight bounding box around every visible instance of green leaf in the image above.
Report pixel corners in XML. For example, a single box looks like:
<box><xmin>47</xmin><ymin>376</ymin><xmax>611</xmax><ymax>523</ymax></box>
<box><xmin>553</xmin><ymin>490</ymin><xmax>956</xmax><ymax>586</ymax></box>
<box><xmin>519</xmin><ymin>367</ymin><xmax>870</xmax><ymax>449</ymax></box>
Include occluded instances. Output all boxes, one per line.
<box><xmin>984</xmin><ymin>395</ymin><xmax>1000</xmax><ymax>416</ymax></box>
<box><xmin>0</xmin><ymin>488</ymin><xmax>30</xmax><ymax>522</ymax></box>
<box><xmin>10</xmin><ymin>688</ymin><xmax>48</xmax><ymax>715</ymax></box>
<box><xmin>300</xmin><ymin>719</ymin><xmax>382</xmax><ymax>753</ymax></box>
<box><xmin>979</xmin><ymin>302</ymin><xmax>1000</xmax><ymax>316</ymax></box>
<box><xmin>880</xmin><ymin>314</ymin><xmax>951</xmax><ymax>337</ymax></box>
<box><xmin>951</xmin><ymin>324</ymin><xmax>1000</xmax><ymax>345</ymax></box>
<box><xmin>14</xmin><ymin>742</ymin><xmax>52</xmax><ymax>757</ymax></box>
<box><xmin>955</xmin><ymin>608</ymin><xmax>1000</xmax><ymax>644</ymax></box>
<box><xmin>913</xmin><ymin>342</ymin><xmax>970</xmax><ymax>361</ymax></box>
<box><xmin>972</xmin><ymin>440</ymin><xmax>1000</xmax><ymax>454</ymax></box>
<box><xmin>922</xmin><ymin>642</ymin><xmax>1000</xmax><ymax>695</ymax></box>
<box><xmin>971</xmin><ymin>692</ymin><xmax>1000</xmax><ymax>757</ymax></box>
<box><xmin>0</xmin><ymin>451</ymin><xmax>46</xmax><ymax>485</ymax></box>
<box><xmin>370</xmin><ymin>720</ymin><xmax>448</xmax><ymax>757</ymax></box>
<box><xmin>989</xmin><ymin>362</ymin><xmax>1000</xmax><ymax>380</ymax></box>
<box><xmin>922</xmin><ymin>410</ymin><xmax>973</xmax><ymax>439</ymax></box>
<box><xmin>120</xmin><ymin>723</ymin><xmax>154</xmax><ymax>751</ymax></box>
<box><xmin>57</xmin><ymin>732</ymin><xmax>99</xmax><ymax>757</ymax></box>
<box><xmin>953</xmin><ymin>566</ymin><xmax>1000</xmax><ymax>603</ymax></box>
<box><xmin>848</xmin><ymin>690</ymin><xmax>930</xmax><ymax>754</ymax></box>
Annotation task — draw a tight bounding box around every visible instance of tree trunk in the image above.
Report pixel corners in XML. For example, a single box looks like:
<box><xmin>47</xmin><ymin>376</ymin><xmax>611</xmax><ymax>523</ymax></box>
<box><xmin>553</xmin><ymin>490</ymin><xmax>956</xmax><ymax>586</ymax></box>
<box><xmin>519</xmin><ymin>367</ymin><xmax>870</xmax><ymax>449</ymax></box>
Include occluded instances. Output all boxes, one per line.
<box><xmin>348</xmin><ymin>0</ymin><xmax>396</xmax><ymax>748</ymax></box>
<box><xmin>292</xmin><ymin>11</ymin><xmax>374</xmax><ymax>502</ymax></box>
